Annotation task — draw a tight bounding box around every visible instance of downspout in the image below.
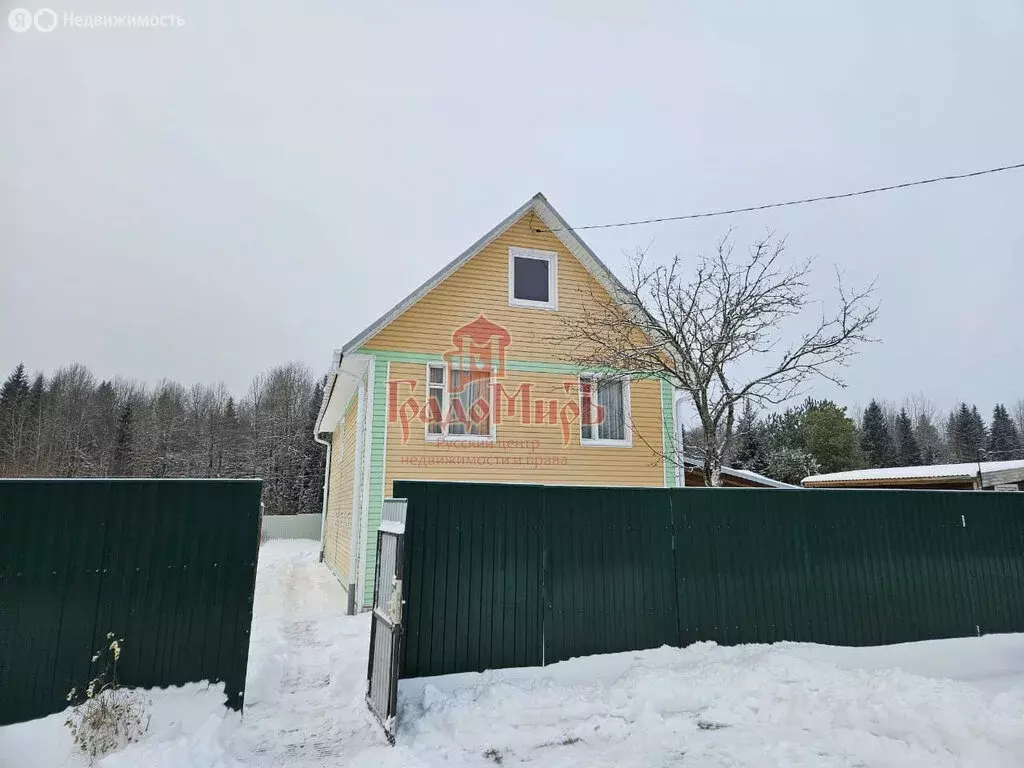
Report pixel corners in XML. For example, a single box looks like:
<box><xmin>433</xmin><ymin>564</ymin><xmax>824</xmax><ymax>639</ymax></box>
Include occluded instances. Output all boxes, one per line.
<box><xmin>675</xmin><ymin>392</ymin><xmax>687</xmax><ymax>487</ymax></box>
<box><xmin>316</xmin><ymin>439</ymin><xmax>331</xmax><ymax>560</ymax></box>
<box><xmin>347</xmin><ymin>374</ymin><xmax>367</xmax><ymax>615</ymax></box>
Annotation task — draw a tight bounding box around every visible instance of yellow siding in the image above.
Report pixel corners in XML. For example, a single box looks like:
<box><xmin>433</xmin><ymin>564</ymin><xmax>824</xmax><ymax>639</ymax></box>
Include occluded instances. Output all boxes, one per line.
<box><xmin>384</xmin><ymin>363</ymin><xmax>663</xmax><ymax>493</ymax></box>
<box><xmin>364</xmin><ymin>213</ymin><xmax>615</xmax><ymax>361</ymax></box>
<box><xmin>322</xmin><ymin>397</ymin><xmax>358</xmax><ymax>585</ymax></box>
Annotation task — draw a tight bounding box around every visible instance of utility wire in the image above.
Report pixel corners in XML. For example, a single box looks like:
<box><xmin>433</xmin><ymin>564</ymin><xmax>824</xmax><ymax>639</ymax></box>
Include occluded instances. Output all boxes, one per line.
<box><xmin>537</xmin><ymin>161</ymin><xmax>1024</xmax><ymax>233</ymax></box>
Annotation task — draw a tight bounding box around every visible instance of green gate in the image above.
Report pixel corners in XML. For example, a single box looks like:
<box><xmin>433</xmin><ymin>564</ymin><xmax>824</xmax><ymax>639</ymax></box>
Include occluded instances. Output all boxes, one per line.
<box><xmin>0</xmin><ymin>479</ymin><xmax>263</xmax><ymax>726</ymax></box>
<box><xmin>394</xmin><ymin>480</ymin><xmax>1024</xmax><ymax>678</ymax></box>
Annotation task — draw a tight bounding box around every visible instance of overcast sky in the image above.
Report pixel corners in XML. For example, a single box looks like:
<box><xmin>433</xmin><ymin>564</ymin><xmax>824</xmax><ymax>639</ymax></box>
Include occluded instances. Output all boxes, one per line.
<box><xmin>2</xmin><ymin>1</ymin><xmax>1022</xmax><ymax>418</ymax></box>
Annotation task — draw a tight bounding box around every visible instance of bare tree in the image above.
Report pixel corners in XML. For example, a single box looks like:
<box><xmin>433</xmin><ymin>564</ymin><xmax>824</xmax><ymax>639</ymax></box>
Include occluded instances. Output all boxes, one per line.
<box><xmin>45</xmin><ymin>364</ymin><xmax>96</xmax><ymax>476</ymax></box>
<box><xmin>903</xmin><ymin>392</ymin><xmax>947</xmax><ymax>463</ymax></box>
<box><xmin>904</xmin><ymin>392</ymin><xmax>938</xmax><ymax>425</ymax></box>
<box><xmin>244</xmin><ymin>373</ymin><xmax>267</xmax><ymax>478</ymax></box>
<box><xmin>561</xmin><ymin>232</ymin><xmax>878</xmax><ymax>485</ymax></box>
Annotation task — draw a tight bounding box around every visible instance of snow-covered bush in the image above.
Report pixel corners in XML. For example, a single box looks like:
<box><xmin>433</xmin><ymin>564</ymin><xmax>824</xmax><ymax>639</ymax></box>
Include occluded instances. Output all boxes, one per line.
<box><xmin>64</xmin><ymin>634</ymin><xmax>150</xmax><ymax>763</ymax></box>
<box><xmin>765</xmin><ymin>447</ymin><xmax>820</xmax><ymax>485</ymax></box>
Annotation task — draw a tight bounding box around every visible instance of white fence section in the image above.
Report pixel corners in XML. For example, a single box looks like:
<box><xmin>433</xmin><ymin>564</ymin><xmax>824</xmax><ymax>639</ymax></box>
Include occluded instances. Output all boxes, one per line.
<box><xmin>261</xmin><ymin>513</ymin><xmax>323</xmax><ymax>540</ymax></box>
<box><xmin>381</xmin><ymin>497</ymin><xmax>407</xmax><ymax>529</ymax></box>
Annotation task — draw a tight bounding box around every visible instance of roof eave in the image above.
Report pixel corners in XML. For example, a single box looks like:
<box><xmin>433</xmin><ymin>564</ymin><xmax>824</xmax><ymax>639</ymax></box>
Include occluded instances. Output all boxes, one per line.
<box><xmin>314</xmin><ymin>352</ymin><xmax>372</xmax><ymax>436</ymax></box>
<box><xmin>802</xmin><ymin>475</ymin><xmax>970</xmax><ymax>488</ymax></box>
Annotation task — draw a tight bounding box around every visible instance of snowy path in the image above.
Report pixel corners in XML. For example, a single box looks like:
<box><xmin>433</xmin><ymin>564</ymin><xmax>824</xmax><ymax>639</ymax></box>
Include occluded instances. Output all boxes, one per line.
<box><xmin>231</xmin><ymin>540</ymin><xmax>388</xmax><ymax>766</ymax></box>
<box><xmin>4</xmin><ymin>540</ymin><xmax>1024</xmax><ymax>767</ymax></box>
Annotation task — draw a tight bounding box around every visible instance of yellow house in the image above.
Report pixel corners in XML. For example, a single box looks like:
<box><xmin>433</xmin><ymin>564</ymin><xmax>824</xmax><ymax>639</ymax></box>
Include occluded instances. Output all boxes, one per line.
<box><xmin>313</xmin><ymin>193</ymin><xmax>677</xmax><ymax>613</ymax></box>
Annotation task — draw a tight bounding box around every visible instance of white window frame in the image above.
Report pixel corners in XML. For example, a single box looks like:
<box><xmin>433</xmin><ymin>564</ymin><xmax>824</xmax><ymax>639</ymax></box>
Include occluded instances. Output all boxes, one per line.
<box><xmin>424</xmin><ymin>362</ymin><xmax>496</xmax><ymax>443</ymax></box>
<box><xmin>579</xmin><ymin>374</ymin><xmax>632</xmax><ymax>447</ymax></box>
<box><xmin>508</xmin><ymin>247</ymin><xmax>558</xmax><ymax>311</ymax></box>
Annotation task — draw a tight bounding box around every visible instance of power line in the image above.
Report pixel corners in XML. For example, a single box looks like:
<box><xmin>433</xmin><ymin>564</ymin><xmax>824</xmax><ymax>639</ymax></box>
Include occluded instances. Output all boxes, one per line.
<box><xmin>537</xmin><ymin>161</ymin><xmax>1024</xmax><ymax>233</ymax></box>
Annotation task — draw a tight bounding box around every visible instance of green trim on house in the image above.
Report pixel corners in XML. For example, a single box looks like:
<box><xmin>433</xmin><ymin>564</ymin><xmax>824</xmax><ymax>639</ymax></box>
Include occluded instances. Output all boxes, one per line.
<box><xmin>357</xmin><ymin>348</ymin><xmax>625</xmax><ymax>376</ymax></box>
<box><xmin>357</xmin><ymin>348</ymin><xmax>434</xmax><ymax>365</ymax></box>
<box><xmin>661</xmin><ymin>379</ymin><xmax>676</xmax><ymax>488</ymax></box>
<box><xmin>362</xmin><ymin>356</ymin><xmax>391</xmax><ymax>606</ymax></box>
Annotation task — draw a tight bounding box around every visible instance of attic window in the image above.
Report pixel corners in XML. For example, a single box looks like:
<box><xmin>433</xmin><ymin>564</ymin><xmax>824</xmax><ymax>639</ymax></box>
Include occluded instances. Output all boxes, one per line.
<box><xmin>508</xmin><ymin>247</ymin><xmax>557</xmax><ymax>310</ymax></box>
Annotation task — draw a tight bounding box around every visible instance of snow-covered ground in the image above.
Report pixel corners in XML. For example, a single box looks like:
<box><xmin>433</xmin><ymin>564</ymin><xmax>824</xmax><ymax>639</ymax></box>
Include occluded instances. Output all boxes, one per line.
<box><xmin>3</xmin><ymin>540</ymin><xmax>1024</xmax><ymax>767</ymax></box>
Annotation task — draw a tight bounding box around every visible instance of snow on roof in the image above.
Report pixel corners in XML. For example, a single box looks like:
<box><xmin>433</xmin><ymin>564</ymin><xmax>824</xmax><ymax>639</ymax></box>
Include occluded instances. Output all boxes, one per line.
<box><xmin>802</xmin><ymin>460</ymin><xmax>1024</xmax><ymax>486</ymax></box>
<box><xmin>680</xmin><ymin>455</ymin><xmax>800</xmax><ymax>489</ymax></box>
<box><xmin>723</xmin><ymin>466</ymin><xmax>801</xmax><ymax>489</ymax></box>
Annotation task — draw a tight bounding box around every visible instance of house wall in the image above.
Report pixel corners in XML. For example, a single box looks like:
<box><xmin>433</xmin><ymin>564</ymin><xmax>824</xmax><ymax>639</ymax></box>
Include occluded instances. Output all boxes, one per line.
<box><xmin>322</xmin><ymin>397</ymin><xmax>358</xmax><ymax>592</ymax></box>
<box><xmin>346</xmin><ymin>210</ymin><xmax>677</xmax><ymax>608</ymax></box>
<box><xmin>383</xmin><ymin>363</ymin><xmax>664</xmax><ymax>494</ymax></box>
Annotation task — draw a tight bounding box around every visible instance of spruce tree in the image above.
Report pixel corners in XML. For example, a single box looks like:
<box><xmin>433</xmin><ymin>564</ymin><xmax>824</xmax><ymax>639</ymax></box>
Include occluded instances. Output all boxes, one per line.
<box><xmin>968</xmin><ymin>405</ymin><xmax>988</xmax><ymax>458</ymax></box>
<box><xmin>0</xmin><ymin>363</ymin><xmax>29</xmax><ymax>406</ymax></box>
<box><xmin>112</xmin><ymin>403</ymin><xmax>134</xmax><ymax>476</ymax></box>
<box><xmin>913</xmin><ymin>412</ymin><xmax>944</xmax><ymax>465</ymax></box>
<box><xmin>219</xmin><ymin>397</ymin><xmax>242</xmax><ymax>476</ymax></box>
<box><xmin>947</xmin><ymin>403</ymin><xmax>990</xmax><ymax>462</ymax></box>
<box><xmin>989</xmin><ymin>404</ymin><xmax>1023</xmax><ymax>459</ymax></box>
<box><xmin>860</xmin><ymin>399</ymin><xmax>896</xmax><ymax>467</ymax></box>
<box><xmin>894</xmin><ymin>408</ymin><xmax>922</xmax><ymax>466</ymax></box>
<box><xmin>0</xmin><ymin>363</ymin><xmax>31</xmax><ymax>471</ymax></box>
<box><xmin>733</xmin><ymin>400</ymin><xmax>767</xmax><ymax>472</ymax></box>
<box><xmin>299</xmin><ymin>380</ymin><xmax>327</xmax><ymax>515</ymax></box>
<box><xmin>947</xmin><ymin>403</ymin><xmax>973</xmax><ymax>462</ymax></box>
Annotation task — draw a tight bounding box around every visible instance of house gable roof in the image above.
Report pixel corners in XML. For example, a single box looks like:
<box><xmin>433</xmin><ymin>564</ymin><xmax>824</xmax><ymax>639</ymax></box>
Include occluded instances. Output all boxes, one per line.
<box><xmin>314</xmin><ymin>193</ymin><xmax>633</xmax><ymax>437</ymax></box>
<box><xmin>340</xmin><ymin>192</ymin><xmax>629</xmax><ymax>355</ymax></box>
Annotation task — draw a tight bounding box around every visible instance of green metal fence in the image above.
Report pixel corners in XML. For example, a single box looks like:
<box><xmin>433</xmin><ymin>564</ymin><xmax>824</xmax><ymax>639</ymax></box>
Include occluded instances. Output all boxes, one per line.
<box><xmin>394</xmin><ymin>480</ymin><xmax>1024</xmax><ymax>678</ymax></box>
<box><xmin>0</xmin><ymin>479</ymin><xmax>263</xmax><ymax>726</ymax></box>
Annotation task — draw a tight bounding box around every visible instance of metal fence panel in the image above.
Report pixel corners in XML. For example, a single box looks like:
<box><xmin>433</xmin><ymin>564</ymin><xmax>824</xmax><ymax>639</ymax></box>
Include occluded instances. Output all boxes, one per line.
<box><xmin>261</xmin><ymin>513</ymin><xmax>323</xmax><ymax>540</ymax></box>
<box><xmin>544</xmin><ymin>486</ymin><xmax>677</xmax><ymax>664</ymax></box>
<box><xmin>672</xmin><ymin>488</ymin><xmax>984</xmax><ymax>648</ymax></box>
<box><xmin>395</xmin><ymin>481</ymin><xmax>545</xmax><ymax>678</ymax></box>
<box><xmin>393</xmin><ymin>481</ymin><xmax>1024</xmax><ymax>680</ymax></box>
<box><xmin>0</xmin><ymin>479</ymin><xmax>263</xmax><ymax>726</ymax></box>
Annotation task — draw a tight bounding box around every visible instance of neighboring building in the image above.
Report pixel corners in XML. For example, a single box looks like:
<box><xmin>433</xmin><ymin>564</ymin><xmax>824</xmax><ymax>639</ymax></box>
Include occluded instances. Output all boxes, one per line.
<box><xmin>313</xmin><ymin>193</ymin><xmax>681</xmax><ymax>613</ymax></box>
<box><xmin>677</xmin><ymin>455</ymin><xmax>798</xmax><ymax>489</ymax></box>
<box><xmin>802</xmin><ymin>460</ymin><xmax>1024</xmax><ymax>491</ymax></box>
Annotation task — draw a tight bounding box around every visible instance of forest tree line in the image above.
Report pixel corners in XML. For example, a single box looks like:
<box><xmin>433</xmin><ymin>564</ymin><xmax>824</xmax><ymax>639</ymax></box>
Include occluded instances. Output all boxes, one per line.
<box><xmin>0</xmin><ymin>362</ymin><xmax>326</xmax><ymax>515</ymax></box>
<box><xmin>690</xmin><ymin>395</ymin><xmax>1024</xmax><ymax>485</ymax></box>
<box><xmin>4</xmin><ymin>360</ymin><xmax>1023</xmax><ymax>495</ymax></box>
